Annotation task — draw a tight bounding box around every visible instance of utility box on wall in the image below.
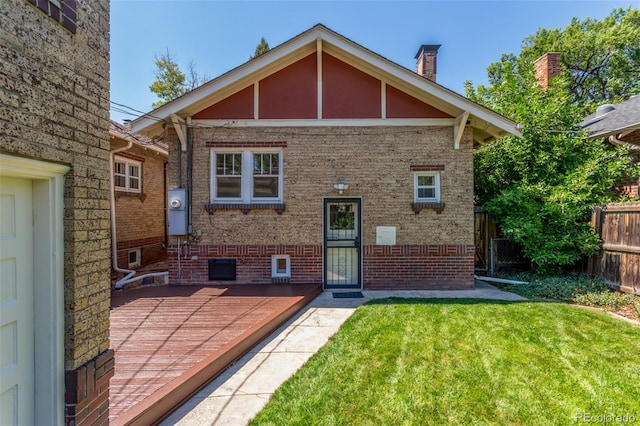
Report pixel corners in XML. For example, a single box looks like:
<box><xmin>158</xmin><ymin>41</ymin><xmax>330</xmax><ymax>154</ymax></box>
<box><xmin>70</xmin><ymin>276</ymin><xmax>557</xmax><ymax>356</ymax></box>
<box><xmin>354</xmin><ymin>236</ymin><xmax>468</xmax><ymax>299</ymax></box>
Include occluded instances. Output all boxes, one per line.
<box><xmin>168</xmin><ymin>188</ymin><xmax>187</xmax><ymax>235</ymax></box>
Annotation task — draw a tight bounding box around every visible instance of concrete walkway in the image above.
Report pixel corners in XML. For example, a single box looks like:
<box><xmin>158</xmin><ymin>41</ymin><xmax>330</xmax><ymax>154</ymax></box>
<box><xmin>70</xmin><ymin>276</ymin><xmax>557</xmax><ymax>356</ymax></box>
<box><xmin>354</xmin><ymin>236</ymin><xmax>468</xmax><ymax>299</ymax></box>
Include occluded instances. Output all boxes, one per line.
<box><xmin>160</xmin><ymin>281</ymin><xmax>526</xmax><ymax>425</ymax></box>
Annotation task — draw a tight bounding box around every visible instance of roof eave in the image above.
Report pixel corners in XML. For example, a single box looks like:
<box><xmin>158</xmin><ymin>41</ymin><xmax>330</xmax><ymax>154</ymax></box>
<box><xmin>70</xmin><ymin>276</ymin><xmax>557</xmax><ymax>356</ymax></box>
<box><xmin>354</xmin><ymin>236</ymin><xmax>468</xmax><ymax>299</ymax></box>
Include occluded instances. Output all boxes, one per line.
<box><xmin>130</xmin><ymin>24</ymin><xmax>520</xmax><ymax>140</ymax></box>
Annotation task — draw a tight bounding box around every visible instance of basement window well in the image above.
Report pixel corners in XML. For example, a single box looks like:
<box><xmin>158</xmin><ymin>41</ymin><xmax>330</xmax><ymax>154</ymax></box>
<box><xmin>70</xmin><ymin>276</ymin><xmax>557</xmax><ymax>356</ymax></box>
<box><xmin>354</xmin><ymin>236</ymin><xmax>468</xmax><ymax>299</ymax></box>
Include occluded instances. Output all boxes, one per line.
<box><xmin>272</xmin><ymin>255</ymin><xmax>291</xmax><ymax>278</ymax></box>
<box><xmin>128</xmin><ymin>248</ymin><xmax>141</xmax><ymax>268</ymax></box>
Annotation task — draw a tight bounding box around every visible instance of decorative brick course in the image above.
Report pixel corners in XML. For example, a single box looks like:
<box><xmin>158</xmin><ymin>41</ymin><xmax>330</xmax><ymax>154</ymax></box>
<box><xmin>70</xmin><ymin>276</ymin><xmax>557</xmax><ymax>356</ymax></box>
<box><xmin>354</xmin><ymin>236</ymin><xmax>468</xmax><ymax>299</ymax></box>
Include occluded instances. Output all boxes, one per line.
<box><xmin>410</xmin><ymin>164</ymin><xmax>445</xmax><ymax>171</ymax></box>
<box><xmin>206</xmin><ymin>141</ymin><xmax>288</xmax><ymax>148</ymax></box>
<box><xmin>168</xmin><ymin>244</ymin><xmax>474</xmax><ymax>289</ymax></box>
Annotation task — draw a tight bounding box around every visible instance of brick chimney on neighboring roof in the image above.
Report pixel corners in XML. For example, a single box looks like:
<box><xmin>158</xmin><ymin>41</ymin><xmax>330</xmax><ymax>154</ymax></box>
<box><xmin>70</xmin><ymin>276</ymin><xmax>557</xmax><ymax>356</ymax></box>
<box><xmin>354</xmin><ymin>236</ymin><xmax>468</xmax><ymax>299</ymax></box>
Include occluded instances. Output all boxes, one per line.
<box><xmin>415</xmin><ymin>44</ymin><xmax>441</xmax><ymax>82</ymax></box>
<box><xmin>533</xmin><ymin>52</ymin><xmax>561</xmax><ymax>90</ymax></box>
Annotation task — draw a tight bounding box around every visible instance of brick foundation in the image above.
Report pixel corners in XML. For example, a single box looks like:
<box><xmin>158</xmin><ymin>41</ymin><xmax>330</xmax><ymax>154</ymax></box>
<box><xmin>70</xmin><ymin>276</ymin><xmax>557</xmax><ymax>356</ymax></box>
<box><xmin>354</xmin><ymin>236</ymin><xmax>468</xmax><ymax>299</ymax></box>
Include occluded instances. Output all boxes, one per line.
<box><xmin>65</xmin><ymin>349</ymin><xmax>114</xmax><ymax>426</ymax></box>
<box><xmin>168</xmin><ymin>244</ymin><xmax>474</xmax><ymax>289</ymax></box>
<box><xmin>363</xmin><ymin>244</ymin><xmax>474</xmax><ymax>289</ymax></box>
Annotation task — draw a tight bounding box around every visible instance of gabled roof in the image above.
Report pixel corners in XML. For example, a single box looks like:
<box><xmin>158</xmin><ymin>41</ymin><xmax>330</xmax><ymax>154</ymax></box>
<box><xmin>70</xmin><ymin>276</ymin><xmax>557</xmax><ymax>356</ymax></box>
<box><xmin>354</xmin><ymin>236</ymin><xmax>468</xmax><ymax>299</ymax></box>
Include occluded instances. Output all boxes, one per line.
<box><xmin>110</xmin><ymin>120</ymin><xmax>168</xmax><ymax>154</ymax></box>
<box><xmin>581</xmin><ymin>95</ymin><xmax>640</xmax><ymax>139</ymax></box>
<box><xmin>131</xmin><ymin>24</ymin><xmax>521</xmax><ymax>144</ymax></box>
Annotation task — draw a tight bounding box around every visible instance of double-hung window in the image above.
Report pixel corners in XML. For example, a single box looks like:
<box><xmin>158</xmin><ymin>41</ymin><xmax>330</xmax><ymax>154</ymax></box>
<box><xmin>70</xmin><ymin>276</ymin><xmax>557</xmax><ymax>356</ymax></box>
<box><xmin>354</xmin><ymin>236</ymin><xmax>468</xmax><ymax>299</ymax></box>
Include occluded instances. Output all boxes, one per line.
<box><xmin>211</xmin><ymin>150</ymin><xmax>283</xmax><ymax>203</ymax></box>
<box><xmin>114</xmin><ymin>156</ymin><xmax>141</xmax><ymax>193</ymax></box>
<box><xmin>216</xmin><ymin>153</ymin><xmax>243</xmax><ymax>198</ymax></box>
<box><xmin>414</xmin><ymin>172</ymin><xmax>440</xmax><ymax>203</ymax></box>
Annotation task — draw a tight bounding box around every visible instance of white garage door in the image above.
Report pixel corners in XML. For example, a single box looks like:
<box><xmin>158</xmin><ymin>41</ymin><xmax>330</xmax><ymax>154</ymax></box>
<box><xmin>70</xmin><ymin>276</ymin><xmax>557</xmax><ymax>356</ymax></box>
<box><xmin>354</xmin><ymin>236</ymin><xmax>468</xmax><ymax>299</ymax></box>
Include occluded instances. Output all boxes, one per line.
<box><xmin>0</xmin><ymin>177</ymin><xmax>35</xmax><ymax>426</ymax></box>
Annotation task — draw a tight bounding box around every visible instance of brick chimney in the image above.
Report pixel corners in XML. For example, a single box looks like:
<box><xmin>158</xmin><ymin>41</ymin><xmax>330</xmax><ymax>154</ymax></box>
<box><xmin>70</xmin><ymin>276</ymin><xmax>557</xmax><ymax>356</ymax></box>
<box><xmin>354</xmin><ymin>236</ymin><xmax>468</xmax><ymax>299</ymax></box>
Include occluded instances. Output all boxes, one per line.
<box><xmin>415</xmin><ymin>44</ymin><xmax>441</xmax><ymax>82</ymax></box>
<box><xmin>533</xmin><ymin>52</ymin><xmax>561</xmax><ymax>90</ymax></box>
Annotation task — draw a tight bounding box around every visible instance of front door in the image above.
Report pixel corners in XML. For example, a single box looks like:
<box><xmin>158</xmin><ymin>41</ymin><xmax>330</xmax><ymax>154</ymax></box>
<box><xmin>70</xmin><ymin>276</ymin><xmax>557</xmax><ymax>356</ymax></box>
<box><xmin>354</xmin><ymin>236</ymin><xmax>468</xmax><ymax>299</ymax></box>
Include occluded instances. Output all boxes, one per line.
<box><xmin>324</xmin><ymin>199</ymin><xmax>362</xmax><ymax>289</ymax></box>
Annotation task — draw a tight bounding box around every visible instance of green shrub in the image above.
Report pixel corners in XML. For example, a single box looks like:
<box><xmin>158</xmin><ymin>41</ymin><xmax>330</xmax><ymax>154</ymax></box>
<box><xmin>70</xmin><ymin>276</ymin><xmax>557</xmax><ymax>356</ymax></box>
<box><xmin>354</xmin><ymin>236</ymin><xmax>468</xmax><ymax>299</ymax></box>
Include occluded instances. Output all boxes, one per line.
<box><xmin>497</xmin><ymin>273</ymin><xmax>639</xmax><ymax>311</ymax></box>
<box><xmin>500</xmin><ymin>273</ymin><xmax>608</xmax><ymax>301</ymax></box>
<box><xmin>573</xmin><ymin>291</ymin><xmax>637</xmax><ymax>311</ymax></box>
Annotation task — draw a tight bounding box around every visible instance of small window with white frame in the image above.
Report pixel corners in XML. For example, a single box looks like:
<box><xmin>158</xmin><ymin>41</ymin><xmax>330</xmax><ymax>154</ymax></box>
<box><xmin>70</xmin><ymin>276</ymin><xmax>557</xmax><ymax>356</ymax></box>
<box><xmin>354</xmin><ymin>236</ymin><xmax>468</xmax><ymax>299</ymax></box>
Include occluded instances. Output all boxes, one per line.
<box><xmin>114</xmin><ymin>156</ymin><xmax>142</xmax><ymax>193</ymax></box>
<box><xmin>211</xmin><ymin>150</ymin><xmax>283</xmax><ymax>203</ymax></box>
<box><xmin>271</xmin><ymin>255</ymin><xmax>291</xmax><ymax>278</ymax></box>
<box><xmin>128</xmin><ymin>248</ymin><xmax>141</xmax><ymax>268</ymax></box>
<box><xmin>414</xmin><ymin>172</ymin><xmax>440</xmax><ymax>202</ymax></box>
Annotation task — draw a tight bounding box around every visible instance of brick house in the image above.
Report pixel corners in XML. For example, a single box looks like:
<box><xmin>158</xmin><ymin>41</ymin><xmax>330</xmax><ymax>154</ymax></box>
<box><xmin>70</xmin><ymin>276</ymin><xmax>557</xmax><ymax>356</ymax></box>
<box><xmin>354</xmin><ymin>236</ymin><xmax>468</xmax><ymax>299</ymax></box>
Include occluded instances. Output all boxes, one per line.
<box><xmin>581</xmin><ymin>95</ymin><xmax>640</xmax><ymax>196</ymax></box>
<box><xmin>109</xmin><ymin>120</ymin><xmax>168</xmax><ymax>283</ymax></box>
<box><xmin>0</xmin><ymin>1</ymin><xmax>113</xmax><ymax>425</ymax></box>
<box><xmin>131</xmin><ymin>24</ymin><xmax>520</xmax><ymax>291</ymax></box>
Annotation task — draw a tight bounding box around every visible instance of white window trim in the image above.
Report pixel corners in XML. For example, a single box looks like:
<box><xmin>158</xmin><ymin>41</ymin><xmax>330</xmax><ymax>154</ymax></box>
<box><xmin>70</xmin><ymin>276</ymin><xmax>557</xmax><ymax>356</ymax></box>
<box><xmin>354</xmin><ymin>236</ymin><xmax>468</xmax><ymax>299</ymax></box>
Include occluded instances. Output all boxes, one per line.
<box><xmin>114</xmin><ymin>156</ymin><xmax>142</xmax><ymax>193</ymax></box>
<box><xmin>414</xmin><ymin>172</ymin><xmax>440</xmax><ymax>203</ymax></box>
<box><xmin>128</xmin><ymin>248</ymin><xmax>141</xmax><ymax>268</ymax></box>
<box><xmin>210</xmin><ymin>149</ymin><xmax>283</xmax><ymax>204</ymax></box>
<box><xmin>271</xmin><ymin>255</ymin><xmax>291</xmax><ymax>278</ymax></box>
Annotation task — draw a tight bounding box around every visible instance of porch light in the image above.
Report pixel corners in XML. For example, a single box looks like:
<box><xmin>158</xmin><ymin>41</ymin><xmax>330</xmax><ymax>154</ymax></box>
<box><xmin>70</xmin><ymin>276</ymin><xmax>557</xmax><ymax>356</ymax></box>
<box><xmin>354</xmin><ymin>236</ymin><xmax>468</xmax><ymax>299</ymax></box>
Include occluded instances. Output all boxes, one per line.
<box><xmin>333</xmin><ymin>182</ymin><xmax>349</xmax><ymax>195</ymax></box>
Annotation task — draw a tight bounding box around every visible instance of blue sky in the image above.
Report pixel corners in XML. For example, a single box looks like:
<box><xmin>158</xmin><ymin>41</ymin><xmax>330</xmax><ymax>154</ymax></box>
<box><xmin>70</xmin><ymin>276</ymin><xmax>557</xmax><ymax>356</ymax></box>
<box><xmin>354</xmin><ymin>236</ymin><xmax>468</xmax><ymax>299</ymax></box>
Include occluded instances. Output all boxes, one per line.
<box><xmin>110</xmin><ymin>0</ymin><xmax>637</xmax><ymax>123</ymax></box>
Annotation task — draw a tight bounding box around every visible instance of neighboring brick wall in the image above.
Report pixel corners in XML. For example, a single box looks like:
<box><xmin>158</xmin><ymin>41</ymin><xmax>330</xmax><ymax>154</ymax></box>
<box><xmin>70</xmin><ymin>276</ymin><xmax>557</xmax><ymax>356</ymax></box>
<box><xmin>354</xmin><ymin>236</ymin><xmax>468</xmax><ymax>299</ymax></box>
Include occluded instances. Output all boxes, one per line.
<box><xmin>621</xmin><ymin>129</ymin><xmax>640</xmax><ymax>146</ymax></box>
<box><xmin>1</xmin><ymin>0</ymin><xmax>112</xmax><ymax>423</ymax></box>
<box><xmin>165</xmin><ymin>124</ymin><xmax>474</xmax><ymax>289</ymax></box>
<box><xmin>116</xmin><ymin>235</ymin><xmax>166</xmax><ymax>267</ymax></box>
<box><xmin>111</xmin><ymin>137</ymin><xmax>168</xmax><ymax>269</ymax></box>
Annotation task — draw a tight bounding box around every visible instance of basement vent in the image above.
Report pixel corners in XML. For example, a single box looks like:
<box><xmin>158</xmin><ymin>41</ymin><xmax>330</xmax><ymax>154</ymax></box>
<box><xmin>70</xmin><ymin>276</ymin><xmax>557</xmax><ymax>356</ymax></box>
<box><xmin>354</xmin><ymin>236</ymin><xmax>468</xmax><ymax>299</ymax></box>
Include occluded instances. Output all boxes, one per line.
<box><xmin>208</xmin><ymin>258</ymin><xmax>237</xmax><ymax>281</ymax></box>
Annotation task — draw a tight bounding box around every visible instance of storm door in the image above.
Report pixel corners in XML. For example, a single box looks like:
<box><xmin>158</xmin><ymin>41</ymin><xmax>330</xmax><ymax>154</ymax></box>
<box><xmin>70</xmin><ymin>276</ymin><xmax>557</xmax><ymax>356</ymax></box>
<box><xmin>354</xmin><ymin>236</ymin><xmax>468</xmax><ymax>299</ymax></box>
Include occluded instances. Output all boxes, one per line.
<box><xmin>324</xmin><ymin>199</ymin><xmax>362</xmax><ymax>289</ymax></box>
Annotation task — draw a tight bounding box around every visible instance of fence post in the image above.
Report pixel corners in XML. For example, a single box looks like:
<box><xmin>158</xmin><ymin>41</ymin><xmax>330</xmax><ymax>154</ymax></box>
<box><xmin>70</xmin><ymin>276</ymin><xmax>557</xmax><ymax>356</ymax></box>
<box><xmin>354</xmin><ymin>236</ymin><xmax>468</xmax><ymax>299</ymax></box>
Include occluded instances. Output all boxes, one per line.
<box><xmin>490</xmin><ymin>238</ymin><xmax>495</xmax><ymax>277</ymax></box>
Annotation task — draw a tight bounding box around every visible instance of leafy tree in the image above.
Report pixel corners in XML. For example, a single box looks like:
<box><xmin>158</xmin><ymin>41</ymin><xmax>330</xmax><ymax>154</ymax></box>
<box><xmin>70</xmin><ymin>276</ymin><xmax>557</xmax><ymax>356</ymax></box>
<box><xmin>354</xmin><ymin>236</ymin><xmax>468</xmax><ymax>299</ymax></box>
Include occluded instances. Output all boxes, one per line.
<box><xmin>251</xmin><ymin>37</ymin><xmax>270</xmax><ymax>59</ymax></box>
<box><xmin>149</xmin><ymin>49</ymin><xmax>187</xmax><ymax>109</ymax></box>
<box><xmin>149</xmin><ymin>50</ymin><xmax>208</xmax><ymax>109</ymax></box>
<box><xmin>518</xmin><ymin>7</ymin><xmax>639</xmax><ymax>112</ymax></box>
<box><xmin>467</xmin><ymin>54</ymin><xmax>638</xmax><ymax>274</ymax></box>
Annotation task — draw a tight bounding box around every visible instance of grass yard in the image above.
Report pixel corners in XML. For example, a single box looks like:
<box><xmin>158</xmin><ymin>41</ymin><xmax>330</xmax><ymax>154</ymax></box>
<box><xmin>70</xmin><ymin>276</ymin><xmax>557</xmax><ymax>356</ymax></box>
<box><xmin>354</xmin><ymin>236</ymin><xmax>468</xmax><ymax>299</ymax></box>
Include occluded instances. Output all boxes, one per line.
<box><xmin>250</xmin><ymin>299</ymin><xmax>640</xmax><ymax>426</ymax></box>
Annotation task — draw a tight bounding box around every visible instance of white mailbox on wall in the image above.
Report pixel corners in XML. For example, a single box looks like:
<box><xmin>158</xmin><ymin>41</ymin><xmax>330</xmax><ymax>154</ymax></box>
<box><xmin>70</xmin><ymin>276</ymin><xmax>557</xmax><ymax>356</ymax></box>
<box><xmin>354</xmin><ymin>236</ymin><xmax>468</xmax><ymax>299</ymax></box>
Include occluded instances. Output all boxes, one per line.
<box><xmin>168</xmin><ymin>188</ymin><xmax>187</xmax><ymax>235</ymax></box>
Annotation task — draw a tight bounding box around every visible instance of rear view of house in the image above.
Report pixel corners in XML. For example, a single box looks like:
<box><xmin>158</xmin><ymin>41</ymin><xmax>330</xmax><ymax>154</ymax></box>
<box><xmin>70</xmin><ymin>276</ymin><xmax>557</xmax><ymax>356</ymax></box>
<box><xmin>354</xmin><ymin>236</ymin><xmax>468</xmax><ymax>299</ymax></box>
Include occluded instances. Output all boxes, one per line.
<box><xmin>131</xmin><ymin>24</ymin><xmax>520</xmax><ymax>291</ymax></box>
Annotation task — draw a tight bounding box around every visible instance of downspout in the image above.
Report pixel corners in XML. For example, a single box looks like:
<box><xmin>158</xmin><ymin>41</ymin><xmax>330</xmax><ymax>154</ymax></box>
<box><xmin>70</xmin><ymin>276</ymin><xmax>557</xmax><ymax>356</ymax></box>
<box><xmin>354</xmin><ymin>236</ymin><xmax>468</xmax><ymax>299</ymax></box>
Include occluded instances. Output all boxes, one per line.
<box><xmin>163</xmin><ymin>161</ymin><xmax>168</xmax><ymax>248</ymax></box>
<box><xmin>110</xmin><ymin>138</ymin><xmax>168</xmax><ymax>290</ymax></box>
<box><xmin>608</xmin><ymin>134</ymin><xmax>640</xmax><ymax>151</ymax></box>
<box><xmin>186</xmin><ymin>117</ymin><xmax>193</xmax><ymax>235</ymax></box>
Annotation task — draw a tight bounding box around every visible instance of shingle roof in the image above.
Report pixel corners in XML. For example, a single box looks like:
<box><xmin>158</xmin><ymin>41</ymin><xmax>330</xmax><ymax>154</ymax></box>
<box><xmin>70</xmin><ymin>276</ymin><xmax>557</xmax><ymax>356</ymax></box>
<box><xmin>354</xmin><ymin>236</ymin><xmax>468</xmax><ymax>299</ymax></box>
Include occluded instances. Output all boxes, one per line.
<box><xmin>581</xmin><ymin>95</ymin><xmax>640</xmax><ymax>138</ymax></box>
<box><xmin>109</xmin><ymin>119</ymin><xmax>168</xmax><ymax>152</ymax></box>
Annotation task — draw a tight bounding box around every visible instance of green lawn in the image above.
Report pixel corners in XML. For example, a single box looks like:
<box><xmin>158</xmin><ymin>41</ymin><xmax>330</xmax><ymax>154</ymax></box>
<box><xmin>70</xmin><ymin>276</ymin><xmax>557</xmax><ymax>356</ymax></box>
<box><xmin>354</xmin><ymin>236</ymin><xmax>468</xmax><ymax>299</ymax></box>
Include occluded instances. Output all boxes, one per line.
<box><xmin>250</xmin><ymin>299</ymin><xmax>640</xmax><ymax>425</ymax></box>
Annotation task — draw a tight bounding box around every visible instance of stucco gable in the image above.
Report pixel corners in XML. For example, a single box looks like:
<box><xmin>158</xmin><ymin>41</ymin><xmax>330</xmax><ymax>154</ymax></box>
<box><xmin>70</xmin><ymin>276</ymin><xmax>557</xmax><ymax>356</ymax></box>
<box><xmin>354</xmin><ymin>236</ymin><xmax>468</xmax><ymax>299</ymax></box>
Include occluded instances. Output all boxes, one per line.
<box><xmin>131</xmin><ymin>24</ymin><xmax>520</xmax><ymax>144</ymax></box>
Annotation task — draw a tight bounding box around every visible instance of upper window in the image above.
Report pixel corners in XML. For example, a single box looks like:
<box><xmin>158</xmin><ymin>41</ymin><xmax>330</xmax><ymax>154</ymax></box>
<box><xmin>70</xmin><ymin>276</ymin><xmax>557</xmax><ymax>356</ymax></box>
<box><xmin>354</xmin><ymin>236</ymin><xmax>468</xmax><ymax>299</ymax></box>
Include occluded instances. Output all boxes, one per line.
<box><xmin>414</xmin><ymin>172</ymin><xmax>440</xmax><ymax>202</ymax></box>
<box><xmin>29</xmin><ymin>0</ymin><xmax>77</xmax><ymax>33</ymax></box>
<box><xmin>114</xmin><ymin>157</ymin><xmax>141</xmax><ymax>193</ymax></box>
<box><xmin>211</xmin><ymin>150</ymin><xmax>283</xmax><ymax>203</ymax></box>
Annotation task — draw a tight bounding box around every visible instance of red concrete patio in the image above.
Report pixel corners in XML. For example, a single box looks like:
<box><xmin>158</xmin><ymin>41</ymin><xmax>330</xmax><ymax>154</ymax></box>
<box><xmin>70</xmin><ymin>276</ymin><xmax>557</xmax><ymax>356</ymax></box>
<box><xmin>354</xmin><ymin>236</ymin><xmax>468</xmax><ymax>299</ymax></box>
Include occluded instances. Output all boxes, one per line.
<box><xmin>109</xmin><ymin>283</ymin><xmax>321</xmax><ymax>425</ymax></box>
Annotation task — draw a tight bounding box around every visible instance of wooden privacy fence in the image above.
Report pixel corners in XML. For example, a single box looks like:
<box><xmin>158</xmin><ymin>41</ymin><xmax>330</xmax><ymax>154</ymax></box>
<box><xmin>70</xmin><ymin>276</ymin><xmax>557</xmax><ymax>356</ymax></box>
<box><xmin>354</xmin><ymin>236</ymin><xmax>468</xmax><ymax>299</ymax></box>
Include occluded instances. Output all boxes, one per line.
<box><xmin>590</xmin><ymin>202</ymin><xmax>640</xmax><ymax>295</ymax></box>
